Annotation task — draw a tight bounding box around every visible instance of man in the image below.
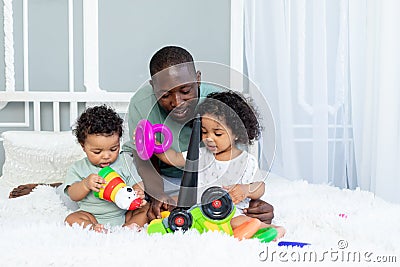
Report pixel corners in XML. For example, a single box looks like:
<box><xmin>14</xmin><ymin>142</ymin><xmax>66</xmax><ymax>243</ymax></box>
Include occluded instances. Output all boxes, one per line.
<box><xmin>9</xmin><ymin>46</ymin><xmax>274</xmax><ymax>224</ymax></box>
<box><xmin>122</xmin><ymin>46</ymin><xmax>275</xmax><ymax>223</ymax></box>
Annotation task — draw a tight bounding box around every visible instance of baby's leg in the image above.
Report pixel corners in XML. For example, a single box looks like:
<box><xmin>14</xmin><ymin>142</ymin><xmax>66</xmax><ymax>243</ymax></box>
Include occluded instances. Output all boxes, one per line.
<box><xmin>124</xmin><ymin>203</ymin><xmax>150</xmax><ymax>228</ymax></box>
<box><xmin>65</xmin><ymin>210</ymin><xmax>105</xmax><ymax>233</ymax></box>
<box><xmin>259</xmin><ymin>221</ymin><xmax>286</xmax><ymax>239</ymax></box>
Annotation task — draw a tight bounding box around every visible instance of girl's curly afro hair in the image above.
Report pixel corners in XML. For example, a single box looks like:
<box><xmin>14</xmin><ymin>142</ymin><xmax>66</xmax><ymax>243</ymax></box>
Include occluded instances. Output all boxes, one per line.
<box><xmin>73</xmin><ymin>105</ymin><xmax>123</xmax><ymax>145</ymax></box>
<box><xmin>197</xmin><ymin>90</ymin><xmax>262</xmax><ymax>145</ymax></box>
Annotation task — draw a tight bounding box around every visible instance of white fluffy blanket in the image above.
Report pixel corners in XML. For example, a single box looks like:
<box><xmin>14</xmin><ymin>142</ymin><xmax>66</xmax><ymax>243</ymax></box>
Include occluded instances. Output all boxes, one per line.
<box><xmin>0</xmin><ymin>174</ymin><xmax>399</xmax><ymax>267</ymax></box>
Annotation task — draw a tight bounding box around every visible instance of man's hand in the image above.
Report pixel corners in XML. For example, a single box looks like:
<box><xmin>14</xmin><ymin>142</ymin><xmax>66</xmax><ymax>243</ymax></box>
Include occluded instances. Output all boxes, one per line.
<box><xmin>9</xmin><ymin>182</ymin><xmax>62</xmax><ymax>198</ymax></box>
<box><xmin>147</xmin><ymin>194</ymin><xmax>177</xmax><ymax>221</ymax></box>
<box><xmin>243</xmin><ymin>199</ymin><xmax>274</xmax><ymax>224</ymax></box>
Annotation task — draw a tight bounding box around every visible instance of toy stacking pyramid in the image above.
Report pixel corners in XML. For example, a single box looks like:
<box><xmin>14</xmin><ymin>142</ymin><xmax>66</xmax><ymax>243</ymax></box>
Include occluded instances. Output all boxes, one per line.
<box><xmin>94</xmin><ymin>166</ymin><xmax>142</xmax><ymax>210</ymax></box>
<box><xmin>94</xmin><ymin>166</ymin><xmax>125</xmax><ymax>202</ymax></box>
<box><xmin>177</xmin><ymin>114</ymin><xmax>201</xmax><ymax>208</ymax></box>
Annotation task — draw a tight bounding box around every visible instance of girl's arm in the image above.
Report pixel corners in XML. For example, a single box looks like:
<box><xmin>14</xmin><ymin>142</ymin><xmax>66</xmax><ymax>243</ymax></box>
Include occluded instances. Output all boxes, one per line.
<box><xmin>247</xmin><ymin>181</ymin><xmax>265</xmax><ymax>199</ymax></box>
<box><xmin>67</xmin><ymin>173</ymin><xmax>105</xmax><ymax>201</ymax></box>
<box><xmin>154</xmin><ymin>148</ymin><xmax>186</xmax><ymax>167</ymax></box>
<box><xmin>224</xmin><ymin>182</ymin><xmax>265</xmax><ymax>204</ymax></box>
<box><xmin>133</xmin><ymin>131</ymin><xmax>185</xmax><ymax>167</ymax></box>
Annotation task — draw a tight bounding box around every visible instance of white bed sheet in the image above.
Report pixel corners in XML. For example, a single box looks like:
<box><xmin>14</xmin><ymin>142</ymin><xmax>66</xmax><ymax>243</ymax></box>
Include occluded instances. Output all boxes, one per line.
<box><xmin>0</xmin><ymin>132</ymin><xmax>399</xmax><ymax>266</ymax></box>
<box><xmin>0</xmin><ymin>173</ymin><xmax>399</xmax><ymax>267</ymax></box>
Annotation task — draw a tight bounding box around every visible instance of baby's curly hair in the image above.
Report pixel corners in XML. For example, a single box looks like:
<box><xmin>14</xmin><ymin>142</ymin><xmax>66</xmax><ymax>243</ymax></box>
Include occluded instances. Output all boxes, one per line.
<box><xmin>197</xmin><ymin>91</ymin><xmax>262</xmax><ymax>145</ymax></box>
<box><xmin>73</xmin><ymin>105</ymin><xmax>123</xmax><ymax>145</ymax></box>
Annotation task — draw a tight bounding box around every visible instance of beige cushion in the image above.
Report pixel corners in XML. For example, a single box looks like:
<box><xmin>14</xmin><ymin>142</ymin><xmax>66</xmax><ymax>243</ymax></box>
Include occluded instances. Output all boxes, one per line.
<box><xmin>1</xmin><ymin>131</ymin><xmax>85</xmax><ymax>187</ymax></box>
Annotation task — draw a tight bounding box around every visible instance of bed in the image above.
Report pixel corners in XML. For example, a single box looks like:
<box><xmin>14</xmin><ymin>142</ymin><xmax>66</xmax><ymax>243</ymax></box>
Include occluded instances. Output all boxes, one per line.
<box><xmin>1</xmin><ymin>4</ymin><xmax>398</xmax><ymax>262</ymax></box>
<box><xmin>0</xmin><ymin>103</ymin><xmax>399</xmax><ymax>266</ymax></box>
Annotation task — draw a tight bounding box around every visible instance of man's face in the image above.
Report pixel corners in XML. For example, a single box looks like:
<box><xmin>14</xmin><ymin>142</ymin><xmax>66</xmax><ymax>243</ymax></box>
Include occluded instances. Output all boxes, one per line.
<box><xmin>151</xmin><ymin>64</ymin><xmax>201</xmax><ymax>124</ymax></box>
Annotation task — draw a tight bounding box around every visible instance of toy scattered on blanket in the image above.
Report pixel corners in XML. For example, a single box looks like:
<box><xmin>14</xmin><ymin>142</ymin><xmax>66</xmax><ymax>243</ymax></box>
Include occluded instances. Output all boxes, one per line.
<box><xmin>93</xmin><ymin>166</ymin><xmax>142</xmax><ymax>210</ymax></box>
<box><xmin>135</xmin><ymin>119</ymin><xmax>173</xmax><ymax>160</ymax></box>
<box><xmin>147</xmin><ymin>186</ymin><xmax>278</xmax><ymax>243</ymax></box>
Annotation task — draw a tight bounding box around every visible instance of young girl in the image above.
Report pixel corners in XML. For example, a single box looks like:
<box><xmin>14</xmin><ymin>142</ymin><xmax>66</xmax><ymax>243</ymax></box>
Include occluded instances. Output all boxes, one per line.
<box><xmin>64</xmin><ymin>105</ymin><xmax>148</xmax><ymax>233</ymax></box>
<box><xmin>155</xmin><ymin>91</ymin><xmax>285</xmax><ymax>239</ymax></box>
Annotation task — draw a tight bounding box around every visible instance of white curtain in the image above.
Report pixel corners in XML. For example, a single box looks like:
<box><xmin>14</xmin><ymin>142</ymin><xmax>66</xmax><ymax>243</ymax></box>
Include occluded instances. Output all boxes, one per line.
<box><xmin>244</xmin><ymin>0</ymin><xmax>400</xmax><ymax>204</ymax></box>
<box><xmin>349</xmin><ymin>0</ymin><xmax>400</xmax><ymax>204</ymax></box>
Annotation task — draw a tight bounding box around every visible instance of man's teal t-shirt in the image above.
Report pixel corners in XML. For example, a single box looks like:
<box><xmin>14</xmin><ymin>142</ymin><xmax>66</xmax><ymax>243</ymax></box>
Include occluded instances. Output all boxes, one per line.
<box><xmin>122</xmin><ymin>82</ymin><xmax>222</xmax><ymax>177</ymax></box>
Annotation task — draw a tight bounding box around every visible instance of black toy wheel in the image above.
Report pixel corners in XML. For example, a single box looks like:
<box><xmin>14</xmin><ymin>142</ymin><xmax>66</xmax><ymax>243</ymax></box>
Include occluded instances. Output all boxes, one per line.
<box><xmin>168</xmin><ymin>208</ymin><xmax>193</xmax><ymax>232</ymax></box>
<box><xmin>201</xmin><ymin>186</ymin><xmax>233</xmax><ymax>220</ymax></box>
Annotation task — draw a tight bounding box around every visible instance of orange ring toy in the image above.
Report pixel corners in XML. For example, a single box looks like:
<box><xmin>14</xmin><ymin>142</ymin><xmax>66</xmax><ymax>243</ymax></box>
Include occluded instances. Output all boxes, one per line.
<box><xmin>233</xmin><ymin>218</ymin><xmax>261</xmax><ymax>240</ymax></box>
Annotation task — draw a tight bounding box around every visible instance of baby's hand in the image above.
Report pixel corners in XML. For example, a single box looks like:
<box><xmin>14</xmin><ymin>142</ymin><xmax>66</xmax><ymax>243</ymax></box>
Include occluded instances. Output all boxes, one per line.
<box><xmin>223</xmin><ymin>184</ymin><xmax>248</xmax><ymax>204</ymax></box>
<box><xmin>83</xmin><ymin>174</ymin><xmax>106</xmax><ymax>192</ymax></box>
<box><xmin>133</xmin><ymin>183</ymin><xmax>145</xmax><ymax>199</ymax></box>
<box><xmin>133</xmin><ymin>183</ymin><xmax>147</xmax><ymax>207</ymax></box>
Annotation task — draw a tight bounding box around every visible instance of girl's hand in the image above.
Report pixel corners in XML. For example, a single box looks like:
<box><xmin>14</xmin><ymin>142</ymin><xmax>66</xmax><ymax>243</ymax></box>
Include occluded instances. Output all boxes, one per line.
<box><xmin>83</xmin><ymin>174</ymin><xmax>106</xmax><ymax>192</ymax></box>
<box><xmin>132</xmin><ymin>130</ymin><xmax>160</xmax><ymax>146</ymax></box>
<box><xmin>223</xmin><ymin>184</ymin><xmax>248</xmax><ymax>204</ymax></box>
<box><xmin>132</xmin><ymin>131</ymin><xmax>136</xmax><ymax>146</ymax></box>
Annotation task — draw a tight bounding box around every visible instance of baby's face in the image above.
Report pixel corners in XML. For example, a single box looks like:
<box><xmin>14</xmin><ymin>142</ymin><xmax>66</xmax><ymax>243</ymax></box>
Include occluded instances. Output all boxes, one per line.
<box><xmin>201</xmin><ymin>114</ymin><xmax>237</xmax><ymax>154</ymax></box>
<box><xmin>82</xmin><ymin>133</ymin><xmax>120</xmax><ymax>168</ymax></box>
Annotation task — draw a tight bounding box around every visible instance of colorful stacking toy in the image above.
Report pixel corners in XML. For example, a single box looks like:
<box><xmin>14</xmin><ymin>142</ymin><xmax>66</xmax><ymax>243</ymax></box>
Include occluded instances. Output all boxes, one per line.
<box><xmin>135</xmin><ymin>119</ymin><xmax>173</xmax><ymax>160</ymax></box>
<box><xmin>147</xmin><ymin>186</ymin><xmax>236</xmax><ymax>235</ymax></box>
<box><xmin>94</xmin><ymin>166</ymin><xmax>142</xmax><ymax>210</ymax></box>
<box><xmin>147</xmin><ymin>186</ymin><xmax>278</xmax><ymax>242</ymax></box>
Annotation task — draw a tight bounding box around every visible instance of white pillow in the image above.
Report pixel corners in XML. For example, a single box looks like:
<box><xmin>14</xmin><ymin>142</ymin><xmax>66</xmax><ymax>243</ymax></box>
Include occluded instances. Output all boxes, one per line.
<box><xmin>1</xmin><ymin>131</ymin><xmax>85</xmax><ymax>187</ymax></box>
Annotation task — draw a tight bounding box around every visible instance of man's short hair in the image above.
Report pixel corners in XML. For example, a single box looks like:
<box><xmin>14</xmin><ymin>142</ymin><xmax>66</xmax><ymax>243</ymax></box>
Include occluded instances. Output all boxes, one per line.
<box><xmin>149</xmin><ymin>46</ymin><xmax>195</xmax><ymax>76</ymax></box>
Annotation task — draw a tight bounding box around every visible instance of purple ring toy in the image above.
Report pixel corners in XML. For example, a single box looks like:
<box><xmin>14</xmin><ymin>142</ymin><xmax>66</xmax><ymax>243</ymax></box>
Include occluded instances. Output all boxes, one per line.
<box><xmin>135</xmin><ymin>119</ymin><xmax>173</xmax><ymax>160</ymax></box>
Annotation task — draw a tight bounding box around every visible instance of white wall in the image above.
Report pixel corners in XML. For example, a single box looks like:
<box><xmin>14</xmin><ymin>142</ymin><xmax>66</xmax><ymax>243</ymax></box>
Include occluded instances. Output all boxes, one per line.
<box><xmin>0</xmin><ymin>0</ymin><xmax>232</xmax><ymax>176</ymax></box>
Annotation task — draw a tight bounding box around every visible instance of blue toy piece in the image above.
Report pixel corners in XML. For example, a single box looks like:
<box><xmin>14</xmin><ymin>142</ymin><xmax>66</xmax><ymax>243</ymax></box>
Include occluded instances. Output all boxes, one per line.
<box><xmin>278</xmin><ymin>241</ymin><xmax>311</xmax><ymax>247</ymax></box>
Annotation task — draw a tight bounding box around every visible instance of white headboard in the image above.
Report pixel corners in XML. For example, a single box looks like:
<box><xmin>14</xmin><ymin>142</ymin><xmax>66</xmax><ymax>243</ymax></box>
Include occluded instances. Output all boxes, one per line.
<box><xmin>0</xmin><ymin>91</ymin><xmax>132</xmax><ymax>132</ymax></box>
<box><xmin>0</xmin><ymin>0</ymin><xmax>135</xmax><ymax>132</ymax></box>
<box><xmin>0</xmin><ymin>0</ymin><xmax>244</xmax><ymax>132</ymax></box>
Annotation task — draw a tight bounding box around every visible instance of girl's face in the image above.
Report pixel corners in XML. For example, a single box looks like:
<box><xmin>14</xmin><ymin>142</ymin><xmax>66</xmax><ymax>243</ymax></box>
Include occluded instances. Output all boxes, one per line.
<box><xmin>81</xmin><ymin>133</ymin><xmax>120</xmax><ymax>168</ymax></box>
<box><xmin>201</xmin><ymin>113</ymin><xmax>237</xmax><ymax>157</ymax></box>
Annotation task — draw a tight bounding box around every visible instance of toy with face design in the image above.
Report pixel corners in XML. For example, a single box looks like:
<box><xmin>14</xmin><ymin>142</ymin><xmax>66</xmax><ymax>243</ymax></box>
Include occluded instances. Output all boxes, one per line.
<box><xmin>94</xmin><ymin>166</ymin><xmax>142</xmax><ymax>210</ymax></box>
<box><xmin>114</xmin><ymin>186</ymin><xmax>142</xmax><ymax>210</ymax></box>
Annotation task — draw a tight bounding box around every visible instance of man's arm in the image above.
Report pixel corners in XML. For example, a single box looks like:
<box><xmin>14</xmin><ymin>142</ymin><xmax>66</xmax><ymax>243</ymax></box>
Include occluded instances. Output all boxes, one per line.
<box><xmin>132</xmin><ymin>150</ymin><xmax>176</xmax><ymax>220</ymax></box>
<box><xmin>243</xmin><ymin>199</ymin><xmax>274</xmax><ymax>224</ymax></box>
